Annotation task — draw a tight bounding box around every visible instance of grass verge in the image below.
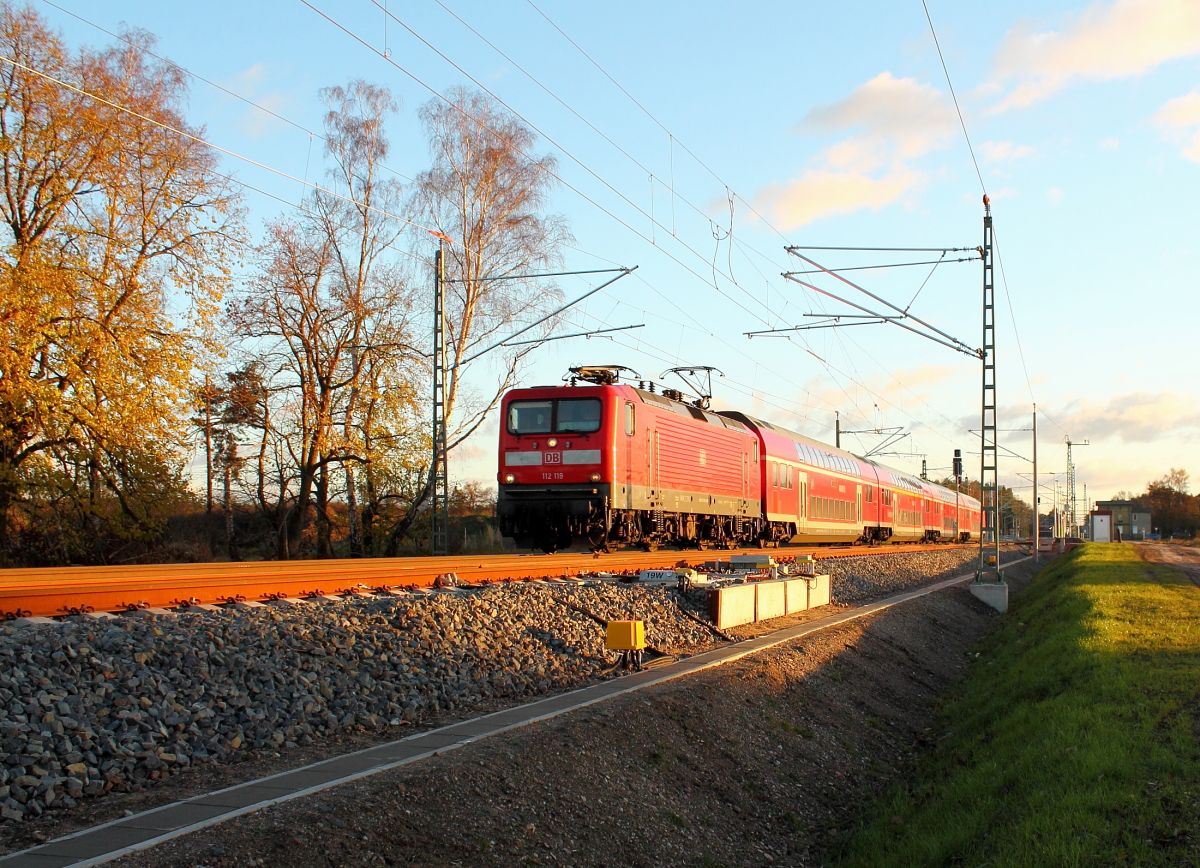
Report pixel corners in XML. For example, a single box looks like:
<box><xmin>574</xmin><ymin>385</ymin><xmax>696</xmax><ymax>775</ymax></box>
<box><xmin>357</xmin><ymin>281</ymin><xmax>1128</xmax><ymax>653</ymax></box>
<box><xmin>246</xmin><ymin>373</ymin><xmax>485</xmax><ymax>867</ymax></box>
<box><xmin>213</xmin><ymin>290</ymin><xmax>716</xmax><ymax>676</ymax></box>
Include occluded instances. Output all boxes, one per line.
<box><xmin>830</xmin><ymin>543</ymin><xmax>1200</xmax><ymax>867</ymax></box>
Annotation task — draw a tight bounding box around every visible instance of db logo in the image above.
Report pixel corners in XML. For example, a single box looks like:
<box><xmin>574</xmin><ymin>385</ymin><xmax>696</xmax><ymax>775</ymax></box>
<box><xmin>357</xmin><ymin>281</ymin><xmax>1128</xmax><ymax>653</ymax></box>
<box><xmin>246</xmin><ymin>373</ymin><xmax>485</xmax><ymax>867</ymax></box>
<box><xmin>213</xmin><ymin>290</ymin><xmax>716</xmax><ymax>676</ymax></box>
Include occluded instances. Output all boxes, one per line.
<box><xmin>543</xmin><ymin>451</ymin><xmax>561</xmax><ymax>464</ymax></box>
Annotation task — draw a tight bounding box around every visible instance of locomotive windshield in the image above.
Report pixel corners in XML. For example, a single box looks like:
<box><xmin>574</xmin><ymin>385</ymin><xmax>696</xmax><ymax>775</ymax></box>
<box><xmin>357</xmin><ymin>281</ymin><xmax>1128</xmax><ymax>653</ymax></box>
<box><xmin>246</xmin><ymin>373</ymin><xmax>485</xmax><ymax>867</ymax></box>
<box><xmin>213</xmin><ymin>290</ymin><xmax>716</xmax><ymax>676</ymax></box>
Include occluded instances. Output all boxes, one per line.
<box><xmin>506</xmin><ymin>398</ymin><xmax>602</xmax><ymax>434</ymax></box>
<box><xmin>555</xmin><ymin>398</ymin><xmax>602</xmax><ymax>433</ymax></box>
<box><xmin>507</xmin><ymin>401</ymin><xmax>552</xmax><ymax>434</ymax></box>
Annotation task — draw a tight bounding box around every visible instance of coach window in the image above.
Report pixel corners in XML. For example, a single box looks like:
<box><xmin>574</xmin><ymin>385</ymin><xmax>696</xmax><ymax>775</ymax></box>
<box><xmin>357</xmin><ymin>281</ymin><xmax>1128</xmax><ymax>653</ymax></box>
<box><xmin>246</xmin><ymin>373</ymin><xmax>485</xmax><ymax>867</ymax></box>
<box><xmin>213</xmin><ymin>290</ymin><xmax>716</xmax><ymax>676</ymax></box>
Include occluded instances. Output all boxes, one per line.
<box><xmin>624</xmin><ymin>402</ymin><xmax>635</xmax><ymax>436</ymax></box>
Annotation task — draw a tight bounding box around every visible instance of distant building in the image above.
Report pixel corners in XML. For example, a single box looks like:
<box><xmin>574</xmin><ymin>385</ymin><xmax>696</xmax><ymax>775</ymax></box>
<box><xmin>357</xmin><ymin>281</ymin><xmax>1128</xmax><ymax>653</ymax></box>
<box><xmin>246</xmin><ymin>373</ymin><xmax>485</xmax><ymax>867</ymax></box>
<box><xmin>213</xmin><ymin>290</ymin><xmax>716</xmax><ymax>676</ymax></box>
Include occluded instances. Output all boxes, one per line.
<box><xmin>1095</xmin><ymin>500</ymin><xmax>1152</xmax><ymax>541</ymax></box>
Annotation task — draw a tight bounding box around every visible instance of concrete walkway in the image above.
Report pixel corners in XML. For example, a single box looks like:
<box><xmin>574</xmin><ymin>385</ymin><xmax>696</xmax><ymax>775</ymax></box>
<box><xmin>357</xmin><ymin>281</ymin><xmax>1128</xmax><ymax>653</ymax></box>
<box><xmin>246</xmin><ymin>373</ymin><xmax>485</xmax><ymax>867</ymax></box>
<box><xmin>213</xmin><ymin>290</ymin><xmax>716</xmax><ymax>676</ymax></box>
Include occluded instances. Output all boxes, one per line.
<box><xmin>0</xmin><ymin>558</ymin><xmax>1029</xmax><ymax>868</ymax></box>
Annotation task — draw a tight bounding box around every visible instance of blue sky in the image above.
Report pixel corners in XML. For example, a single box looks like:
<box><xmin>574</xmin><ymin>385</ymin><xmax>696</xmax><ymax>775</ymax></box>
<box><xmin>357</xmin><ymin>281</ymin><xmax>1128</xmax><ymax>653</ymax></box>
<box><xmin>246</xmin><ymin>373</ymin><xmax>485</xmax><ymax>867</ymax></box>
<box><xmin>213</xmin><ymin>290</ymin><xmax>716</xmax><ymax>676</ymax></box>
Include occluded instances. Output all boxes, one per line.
<box><xmin>46</xmin><ymin>0</ymin><xmax>1200</xmax><ymax>511</ymax></box>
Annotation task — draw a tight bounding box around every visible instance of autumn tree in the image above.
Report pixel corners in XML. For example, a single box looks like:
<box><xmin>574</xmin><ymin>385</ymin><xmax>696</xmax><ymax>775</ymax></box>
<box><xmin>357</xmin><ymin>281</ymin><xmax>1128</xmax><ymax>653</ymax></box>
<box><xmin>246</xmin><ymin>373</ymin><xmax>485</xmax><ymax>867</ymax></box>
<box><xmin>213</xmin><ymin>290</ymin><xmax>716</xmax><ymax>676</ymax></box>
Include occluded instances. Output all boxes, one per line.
<box><xmin>387</xmin><ymin>86</ymin><xmax>571</xmax><ymax>552</ymax></box>
<box><xmin>1138</xmin><ymin>468</ymin><xmax>1198</xmax><ymax>537</ymax></box>
<box><xmin>0</xmin><ymin>5</ymin><xmax>244</xmax><ymax>563</ymax></box>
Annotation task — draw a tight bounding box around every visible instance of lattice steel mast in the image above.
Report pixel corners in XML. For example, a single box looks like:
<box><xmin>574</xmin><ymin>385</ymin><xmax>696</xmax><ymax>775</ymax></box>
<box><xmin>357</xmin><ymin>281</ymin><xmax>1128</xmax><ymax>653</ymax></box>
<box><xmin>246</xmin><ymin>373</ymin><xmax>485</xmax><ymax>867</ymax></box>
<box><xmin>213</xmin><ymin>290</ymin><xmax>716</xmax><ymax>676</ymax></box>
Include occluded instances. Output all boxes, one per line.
<box><xmin>431</xmin><ymin>243</ymin><xmax>449</xmax><ymax>557</ymax></box>
<box><xmin>429</xmin><ymin>250</ymin><xmax>636</xmax><ymax>557</ymax></box>
<box><xmin>976</xmin><ymin>194</ymin><xmax>1001</xmax><ymax>582</ymax></box>
<box><xmin>1064</xmin><ymin>437</ymin><xmax>1088</xmax><ymax>538</ymax></box>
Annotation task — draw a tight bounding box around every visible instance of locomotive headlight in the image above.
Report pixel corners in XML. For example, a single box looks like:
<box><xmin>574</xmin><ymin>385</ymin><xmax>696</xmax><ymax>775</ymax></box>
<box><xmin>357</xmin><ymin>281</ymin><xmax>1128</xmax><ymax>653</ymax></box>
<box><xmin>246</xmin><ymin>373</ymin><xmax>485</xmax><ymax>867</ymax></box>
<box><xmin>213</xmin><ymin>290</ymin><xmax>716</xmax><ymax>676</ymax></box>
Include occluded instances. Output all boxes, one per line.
<box><xmin>590</xmin><ymin>472</ymin><xmax>601</xmax><ymax>482</ymax></box>
<box><xmin>504</xmin><ymin>473</ymin><xmax>515</xmax><ymax>484</ymax></box>
<box><xmin>547</xmin><ymin>437</ymin><xmax>558</xmax><ymax>447</ymax></box>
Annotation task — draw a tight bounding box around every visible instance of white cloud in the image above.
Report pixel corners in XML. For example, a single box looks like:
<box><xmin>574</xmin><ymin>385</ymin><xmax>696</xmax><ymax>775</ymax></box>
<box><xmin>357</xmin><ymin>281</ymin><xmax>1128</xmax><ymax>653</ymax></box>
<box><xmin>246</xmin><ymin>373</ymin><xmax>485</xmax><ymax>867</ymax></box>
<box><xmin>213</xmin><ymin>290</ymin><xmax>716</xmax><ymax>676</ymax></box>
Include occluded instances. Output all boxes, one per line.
<box><xmin>1154</xmin><ymin>90</ymin><xmax>1200</xmax><ymax>160</ymax></box>
<box><xmin>225</xmin><ymin>63</ymin><xmax>290</xmax><ymax>139</ymax></box>
<box><xmin>756</xmin><ymin>167</ymin><xmax>924</xmax><ymax>229</ymax></box>
<box><xmin>1052</xmin><ymin>391</ymin><xmax>1200</xmax><ymax>443</ymax></box>
<box><xmin>1100</xmin><ymin>137</ymin><xmax>1121</xmax><ymax>149</ymax></box>
<box><xmin>979</xmin><ymin>140</ymin><xmax>1035</xmax><ymax>161</ymax></box>
<box><xmin>1048</xmin><ymin>186</ymin><xmax>1064</xmax><ymax>205</ymax></box>
<box><xmin>757</xmin><ymin>73</ymin><xmax>955</xmax><ymax>229</ymax></box>
<box><xmin>989</xmin><ymin>0</ymin><xmax>1200</xmax><ymax>112</ymax></box>
<box><xmin>799</xmin><ymin>72</ymin><xmax>957</xmax><ymax>160</ymax></box>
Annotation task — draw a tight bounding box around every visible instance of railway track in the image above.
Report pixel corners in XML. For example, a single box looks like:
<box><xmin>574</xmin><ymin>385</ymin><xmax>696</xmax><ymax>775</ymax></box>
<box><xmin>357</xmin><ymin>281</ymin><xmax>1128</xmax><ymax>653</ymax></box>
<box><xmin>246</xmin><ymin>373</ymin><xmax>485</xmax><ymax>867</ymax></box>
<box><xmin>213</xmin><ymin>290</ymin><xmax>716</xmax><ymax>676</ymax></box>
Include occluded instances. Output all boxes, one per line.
<box><xmin>0</xmin><ymin>542</ymin><xmax>977</xmax><ymax>620</ymax></box>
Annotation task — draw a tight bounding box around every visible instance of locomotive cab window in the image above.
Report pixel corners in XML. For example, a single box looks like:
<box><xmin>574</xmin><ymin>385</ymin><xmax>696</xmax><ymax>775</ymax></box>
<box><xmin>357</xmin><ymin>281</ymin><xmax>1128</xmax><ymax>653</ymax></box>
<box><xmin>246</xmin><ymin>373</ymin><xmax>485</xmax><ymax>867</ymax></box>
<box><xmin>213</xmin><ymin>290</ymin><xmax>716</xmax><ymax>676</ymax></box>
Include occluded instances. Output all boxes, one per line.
<box><xmin>508</xmin><ymin>398</ymin><xmax>603</xmax><ymax>435</ymax></box>
<box><xmin>624</xmin><ymin>402</ymin><xmax>635</xmax><ymax>435</ymax></box>
<box><xmin>556</xmin><ymin>398</ymin><xmax>602</xmax><ymax>433</ymax></box>
<box><xmin>507</xmin><ymin>400</ymin><xmax>552</xmax><ymax>434</ymax></box>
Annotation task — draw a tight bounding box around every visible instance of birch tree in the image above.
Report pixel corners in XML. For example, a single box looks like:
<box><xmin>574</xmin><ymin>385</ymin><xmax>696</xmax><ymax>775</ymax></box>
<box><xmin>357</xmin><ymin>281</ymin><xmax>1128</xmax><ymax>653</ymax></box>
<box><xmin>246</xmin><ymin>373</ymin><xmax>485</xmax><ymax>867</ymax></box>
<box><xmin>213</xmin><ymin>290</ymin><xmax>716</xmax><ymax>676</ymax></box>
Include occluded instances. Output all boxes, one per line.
<box><xmin>228</xmin><ymin>80</ymin><xmax>422</xmax><ymax>559</ymax></box>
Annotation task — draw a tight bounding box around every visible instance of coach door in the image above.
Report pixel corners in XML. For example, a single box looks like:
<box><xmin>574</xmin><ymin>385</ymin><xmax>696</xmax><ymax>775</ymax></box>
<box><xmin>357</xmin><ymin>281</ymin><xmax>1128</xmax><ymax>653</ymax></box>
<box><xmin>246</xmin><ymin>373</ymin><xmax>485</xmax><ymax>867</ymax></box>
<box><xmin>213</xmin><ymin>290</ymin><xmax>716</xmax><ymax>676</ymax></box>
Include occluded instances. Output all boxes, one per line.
<box><xmin>624</xmin><ymin>402</ymin><xmax>635</xmax><ymax>509</ymax></box>
<box><xmin>741</xmin><ymin>452</ymin><xmax>748</xmax><ymax>511</ymax></box>
<box><xmin>796</xmin><ymin>471</ymin><xmax>808</xmax><ymax>535</ymax></box>
<box><xmin>856</xmin><ymin>485</ymin><xmax>863</xmax><ymax>531</ymax></box>
<box><xmin>646</xmin><ymin>427</ymin><xmax>660</xmax><ymax>507</ymax></box>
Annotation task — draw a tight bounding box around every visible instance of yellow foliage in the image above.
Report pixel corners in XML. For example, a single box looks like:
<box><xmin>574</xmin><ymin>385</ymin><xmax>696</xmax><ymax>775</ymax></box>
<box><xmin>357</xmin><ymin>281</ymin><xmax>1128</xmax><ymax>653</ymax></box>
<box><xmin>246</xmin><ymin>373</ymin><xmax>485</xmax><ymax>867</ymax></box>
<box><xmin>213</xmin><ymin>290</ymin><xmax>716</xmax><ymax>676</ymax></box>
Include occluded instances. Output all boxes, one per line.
<box><xmin>0</xmin><ymin>3</ymin><xmax>245</xmax><ymax>561</ymax></box>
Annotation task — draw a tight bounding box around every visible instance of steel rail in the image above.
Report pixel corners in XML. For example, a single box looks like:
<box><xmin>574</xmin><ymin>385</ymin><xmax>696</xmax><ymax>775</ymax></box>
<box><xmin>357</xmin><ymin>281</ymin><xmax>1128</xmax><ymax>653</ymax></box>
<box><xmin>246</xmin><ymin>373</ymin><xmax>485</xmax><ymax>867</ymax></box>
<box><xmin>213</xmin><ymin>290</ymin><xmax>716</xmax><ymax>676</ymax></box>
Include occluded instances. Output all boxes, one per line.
<box><xmin>0</xmin><ymin>543</ymin><xmax>974</xmax><ymax>619</ymax></box>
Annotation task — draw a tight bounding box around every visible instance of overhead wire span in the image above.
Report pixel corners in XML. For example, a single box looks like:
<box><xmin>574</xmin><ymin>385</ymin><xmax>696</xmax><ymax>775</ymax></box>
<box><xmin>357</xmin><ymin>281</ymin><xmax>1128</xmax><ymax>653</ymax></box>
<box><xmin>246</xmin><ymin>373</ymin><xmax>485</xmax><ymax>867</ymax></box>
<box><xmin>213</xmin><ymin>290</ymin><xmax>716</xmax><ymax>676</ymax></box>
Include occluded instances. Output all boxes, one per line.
<box><xmin>518</xmin><ymin>0</ymin><xmax>804</xmax><ymax>264</ymax></box>
<box><xmin>419</xmin><ymin>0</ymin><xmax>724</xmax><ymax>239</ymax></box>
<box><xmin>786</xmin><ymin>245</ymin><xmax>974</xmax><ymax>253</ymax></box>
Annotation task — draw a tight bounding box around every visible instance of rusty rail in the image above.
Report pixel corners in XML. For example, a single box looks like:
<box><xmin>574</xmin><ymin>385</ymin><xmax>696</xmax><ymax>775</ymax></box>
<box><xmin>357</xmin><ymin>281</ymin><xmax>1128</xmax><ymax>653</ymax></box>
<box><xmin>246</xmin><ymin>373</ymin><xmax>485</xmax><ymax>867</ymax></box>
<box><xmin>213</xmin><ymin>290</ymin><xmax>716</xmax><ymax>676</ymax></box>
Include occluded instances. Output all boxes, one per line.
<box><xmin>0</xmin><ymin>543</ymin><xmax>976</xmax><ymax>619</ymax></box>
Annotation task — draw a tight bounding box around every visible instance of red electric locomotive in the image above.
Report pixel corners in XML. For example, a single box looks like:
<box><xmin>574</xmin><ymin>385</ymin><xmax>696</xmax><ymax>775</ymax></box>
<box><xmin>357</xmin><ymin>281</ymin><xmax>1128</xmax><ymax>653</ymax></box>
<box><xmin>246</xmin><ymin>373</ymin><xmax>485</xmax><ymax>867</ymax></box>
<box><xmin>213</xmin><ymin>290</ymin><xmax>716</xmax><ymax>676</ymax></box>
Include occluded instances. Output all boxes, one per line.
<box><xmin>496</xmin><ymin>367</ymin><xmax>981</xmax><ymax>552</ymax></box>
<box><xmin>496</xmin><ymin>369</ymin><xmax>762</xmax><ymax>553</ymax></box>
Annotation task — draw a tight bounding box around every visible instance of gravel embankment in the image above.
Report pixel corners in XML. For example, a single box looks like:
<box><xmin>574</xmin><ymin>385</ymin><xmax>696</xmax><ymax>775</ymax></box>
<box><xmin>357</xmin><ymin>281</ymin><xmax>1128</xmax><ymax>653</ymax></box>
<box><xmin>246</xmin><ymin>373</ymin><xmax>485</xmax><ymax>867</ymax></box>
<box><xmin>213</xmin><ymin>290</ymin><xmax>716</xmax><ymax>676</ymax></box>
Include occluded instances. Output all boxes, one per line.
<box><xmin>0</xmin><ymin>548</ymin><xmax>1020</xmax><ymax>827</ymax></box>
<box><xmin>823</xmin><ymin>547</ymin><xmax>1023</xmax><ymax>604</ymax></box>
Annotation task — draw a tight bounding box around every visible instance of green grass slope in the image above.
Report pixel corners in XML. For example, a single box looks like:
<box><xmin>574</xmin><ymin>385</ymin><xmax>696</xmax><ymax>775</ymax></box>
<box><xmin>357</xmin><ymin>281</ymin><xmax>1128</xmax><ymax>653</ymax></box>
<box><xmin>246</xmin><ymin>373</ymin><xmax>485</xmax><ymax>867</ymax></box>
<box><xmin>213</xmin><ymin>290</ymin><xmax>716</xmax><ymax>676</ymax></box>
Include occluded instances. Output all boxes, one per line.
<box><xmin>832</xmin><ymin>544</ymin><xmax>1200</xmax><ymax>868</ymax></box>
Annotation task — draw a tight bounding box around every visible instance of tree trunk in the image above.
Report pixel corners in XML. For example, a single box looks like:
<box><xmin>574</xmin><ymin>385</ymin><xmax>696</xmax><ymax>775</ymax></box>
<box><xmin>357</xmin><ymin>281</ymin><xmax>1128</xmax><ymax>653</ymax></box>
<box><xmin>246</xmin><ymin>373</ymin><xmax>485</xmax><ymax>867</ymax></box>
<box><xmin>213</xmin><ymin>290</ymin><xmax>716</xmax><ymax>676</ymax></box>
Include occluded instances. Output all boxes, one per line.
<box><xmin>345</xmin><ymin>463</ymin><xmax>363</xmax><ymax>558</ymax></box>
<box><xmin>385</xmin><ymin>468</ymin><xmax>433</xmax><ymax>557</ymax></box>
<box><xmin>0</xmin><ymin>481</ymin><xmax>11</xmax><ymax>565</ymax></box>
<box><xmin>204</xmin><ymin>380</ymin><xmax>213</xmax><ymax>558</ymax></box>
<box><xmin>361</xmin><ymin>467</ymin><xmax>378</xmax><ymax>557</ymax></box>
<box><xmin>223</xmin><ymin>440</ymin><xmax>239</xmax><ymax>562</ymax></box>
<box><xmin>316</xmin><ymin>461</ymin><xmax>331</xmax><ymax>559</ymax></box>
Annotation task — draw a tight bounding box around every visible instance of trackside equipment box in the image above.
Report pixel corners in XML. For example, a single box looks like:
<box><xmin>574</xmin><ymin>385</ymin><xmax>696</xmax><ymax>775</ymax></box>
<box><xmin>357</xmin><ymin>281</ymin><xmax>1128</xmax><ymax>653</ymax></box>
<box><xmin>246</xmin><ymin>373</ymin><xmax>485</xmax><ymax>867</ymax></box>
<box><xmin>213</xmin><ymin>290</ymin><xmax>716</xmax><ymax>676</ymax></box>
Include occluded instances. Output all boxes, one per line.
<box><xmin>605</xmin><ymin>620</ymin><xmax>646</xmax><ymax>650</ymax></box>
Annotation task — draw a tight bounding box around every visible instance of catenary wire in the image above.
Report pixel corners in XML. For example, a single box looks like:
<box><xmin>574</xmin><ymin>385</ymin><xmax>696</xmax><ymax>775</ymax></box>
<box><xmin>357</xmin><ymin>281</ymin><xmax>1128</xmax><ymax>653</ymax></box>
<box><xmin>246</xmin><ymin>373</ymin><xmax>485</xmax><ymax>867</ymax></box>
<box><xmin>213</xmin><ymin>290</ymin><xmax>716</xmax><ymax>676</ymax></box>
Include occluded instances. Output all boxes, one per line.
<box><xmin>920</xmin><ymin>0</ymin><xmax>985</xmax><ymax>194</ymax></box>
<box><xmin>329</xmin><ymin>1</ymin><xmax>992</xmax><ymax>446</ymax></box>
<box><xmin>523</xmin><ymin>0</ymin><xmax>798</xmax><ymax>250</ymax></box>
<box><xmin>348</xmin><ymin>1</ymin><xmax>788</xmax><ymax>327</ymax></box>
<box><xmin>34</xmin><ymin>0</ymin><xmax>417</xmax><ymax>186</ymax></box>
<box><xmin>303</xmin><ymin>2</ymin><xmax>780</xmax><ymax>328</ymax></box>
<box><xmin>0</xmin><ymin>54</ymin><xmax>444</xmax><ymax>240</ymax></box>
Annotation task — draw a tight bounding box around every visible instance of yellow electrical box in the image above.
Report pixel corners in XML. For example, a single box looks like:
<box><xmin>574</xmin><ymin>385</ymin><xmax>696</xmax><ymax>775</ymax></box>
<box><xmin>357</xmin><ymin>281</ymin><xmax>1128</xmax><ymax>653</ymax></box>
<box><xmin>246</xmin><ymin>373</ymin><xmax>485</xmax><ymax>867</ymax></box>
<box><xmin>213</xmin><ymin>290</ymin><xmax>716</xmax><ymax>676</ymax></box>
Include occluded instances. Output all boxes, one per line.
<box><xmin>605</xmin><ymin>620</ymin><xmax>646</xmax><ymax>651</ymax></box>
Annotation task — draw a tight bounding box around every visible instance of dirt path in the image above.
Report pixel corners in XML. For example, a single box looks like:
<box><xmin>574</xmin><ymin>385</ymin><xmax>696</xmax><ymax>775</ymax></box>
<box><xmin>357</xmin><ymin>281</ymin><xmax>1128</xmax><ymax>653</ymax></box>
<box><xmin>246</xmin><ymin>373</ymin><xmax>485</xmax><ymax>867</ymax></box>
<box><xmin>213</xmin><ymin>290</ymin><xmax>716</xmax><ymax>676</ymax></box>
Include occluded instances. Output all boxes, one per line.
<box><xmin>104</xmin><ymin>561</ymin><xmax>1039</xmax><ymax>868</ymax></box>
<box><xmin>1138</xmin><ymin>542</ymin><xmax>1200</xmax><ymax>586</ymax></box>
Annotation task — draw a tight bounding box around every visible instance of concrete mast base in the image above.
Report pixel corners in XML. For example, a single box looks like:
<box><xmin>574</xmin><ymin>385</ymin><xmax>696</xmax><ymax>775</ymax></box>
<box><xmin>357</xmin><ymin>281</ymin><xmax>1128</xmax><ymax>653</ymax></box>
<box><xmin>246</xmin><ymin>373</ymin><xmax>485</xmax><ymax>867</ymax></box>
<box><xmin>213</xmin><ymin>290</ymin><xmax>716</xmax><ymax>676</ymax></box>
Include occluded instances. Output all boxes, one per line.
<box><xmin>970</xmin><ymin>581</ymin><xmax>1009</xmax><ymax>613</ymax></box>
